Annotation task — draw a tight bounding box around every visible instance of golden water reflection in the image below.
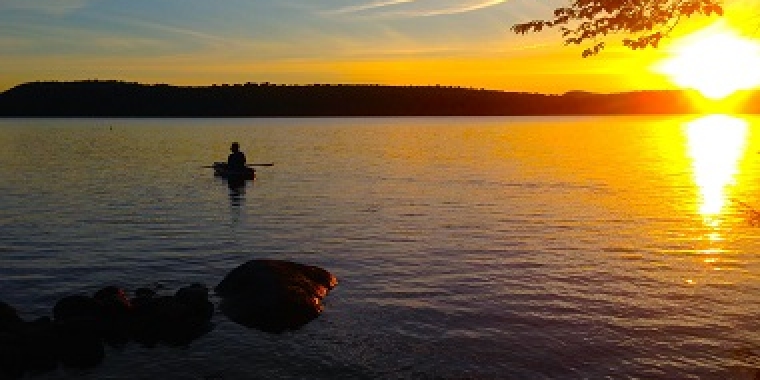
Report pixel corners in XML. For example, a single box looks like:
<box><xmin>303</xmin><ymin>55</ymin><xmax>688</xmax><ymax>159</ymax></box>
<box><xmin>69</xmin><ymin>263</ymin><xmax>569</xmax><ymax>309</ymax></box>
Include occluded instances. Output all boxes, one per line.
<box><xmin>686</xmin><ymin>114</ymin><xmax>748</xmax><ymax>218</ymax></box>
<box><xmin>684</xmin><ymin>114</ymin><xmax>749</xmax><ymax>284</ymax></box>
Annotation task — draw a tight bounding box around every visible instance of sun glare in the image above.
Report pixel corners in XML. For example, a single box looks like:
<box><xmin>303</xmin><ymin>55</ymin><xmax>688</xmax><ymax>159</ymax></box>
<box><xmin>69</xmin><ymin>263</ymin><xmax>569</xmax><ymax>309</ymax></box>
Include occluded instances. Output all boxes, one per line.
<box><xmin>686</xmin><ymin>114</ymin><xmax>747</xmax><ymax>216</ymax></box>
<box><xmin>656</xmin><ymin>22</ymin><xmax>760</xmax><ymax>99</ymax></box>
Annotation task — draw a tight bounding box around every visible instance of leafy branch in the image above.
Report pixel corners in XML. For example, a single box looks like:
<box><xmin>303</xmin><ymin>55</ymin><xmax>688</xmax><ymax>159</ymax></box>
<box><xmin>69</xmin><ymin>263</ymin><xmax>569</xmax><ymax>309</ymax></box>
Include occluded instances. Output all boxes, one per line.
<box><xmin>512</xmin><ymin>0</ymin><xmax>724</xmax><ymax>57</ymax></box>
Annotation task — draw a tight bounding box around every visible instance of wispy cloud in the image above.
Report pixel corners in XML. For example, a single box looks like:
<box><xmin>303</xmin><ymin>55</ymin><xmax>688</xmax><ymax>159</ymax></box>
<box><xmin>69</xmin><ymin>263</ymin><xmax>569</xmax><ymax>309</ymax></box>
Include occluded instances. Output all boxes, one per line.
<box><xmin>82</xmin><ymin>12</ymin><xmax>260</xmax><ymax>54</ymax></box>
<box><xmin>0</xmin><ymin>0</ymin><xmax>93</xmax><ymax>15</ymax></box>
<box><xmin>110</xmin><ymin>16</ymin><xmax>229</xmax><ymax>46</ymax></box>
<box><xmin>397</xmin><ymin>0</ymin><xmax>508</xmax><ymax>17</ymax></box>
<box><xmin>322</xmin><ymin>0</ymin><xmax>416</xmax><ymax>15</ymax></box>
<box><xmin>323</xmin><ymin>0</ymin><xmax>509</xmax><ymax>18</ymax></box>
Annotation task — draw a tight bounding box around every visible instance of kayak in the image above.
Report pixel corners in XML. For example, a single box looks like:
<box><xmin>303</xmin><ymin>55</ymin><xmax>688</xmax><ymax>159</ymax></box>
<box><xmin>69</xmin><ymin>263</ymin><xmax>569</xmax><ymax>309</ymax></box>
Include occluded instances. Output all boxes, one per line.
<box><xmin>212</xmin><ymin>162</ymin><xmax>255</xmax><ymax>180</ymax></box>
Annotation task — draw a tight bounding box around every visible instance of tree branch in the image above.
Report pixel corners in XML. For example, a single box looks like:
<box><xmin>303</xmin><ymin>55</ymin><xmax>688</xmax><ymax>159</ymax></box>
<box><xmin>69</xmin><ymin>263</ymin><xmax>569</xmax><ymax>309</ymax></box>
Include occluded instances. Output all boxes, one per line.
<box><xmin>512</xmin><ymin>0</ymin><xmax>724</xmax><ymax>56</ymax></box>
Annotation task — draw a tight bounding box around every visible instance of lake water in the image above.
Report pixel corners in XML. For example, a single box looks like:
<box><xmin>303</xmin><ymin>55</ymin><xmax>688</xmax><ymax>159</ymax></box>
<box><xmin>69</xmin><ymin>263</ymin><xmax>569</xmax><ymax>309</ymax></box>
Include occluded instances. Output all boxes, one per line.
<box><xmin>2</xmin><ymin>115</ymin><xmax>760</xmax><ymax>379</ymax></box>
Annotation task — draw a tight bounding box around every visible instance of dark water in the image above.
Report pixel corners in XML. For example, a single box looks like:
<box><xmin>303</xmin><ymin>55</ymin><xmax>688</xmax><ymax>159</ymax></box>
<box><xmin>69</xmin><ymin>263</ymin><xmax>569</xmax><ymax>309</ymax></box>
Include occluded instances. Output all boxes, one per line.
<box><xmin>2</xmin><ymin>116</ymin><xmax>760</xmax><ymax>379</ymax></box>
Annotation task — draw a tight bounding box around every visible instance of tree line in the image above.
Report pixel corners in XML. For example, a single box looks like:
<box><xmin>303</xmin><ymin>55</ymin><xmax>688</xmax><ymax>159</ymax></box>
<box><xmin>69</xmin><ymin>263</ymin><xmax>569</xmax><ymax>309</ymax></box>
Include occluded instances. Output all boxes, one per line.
<box><xmin>0</xmin><ymin>80</ymin><xmax>751</xmax><ymax>117</ymax></box>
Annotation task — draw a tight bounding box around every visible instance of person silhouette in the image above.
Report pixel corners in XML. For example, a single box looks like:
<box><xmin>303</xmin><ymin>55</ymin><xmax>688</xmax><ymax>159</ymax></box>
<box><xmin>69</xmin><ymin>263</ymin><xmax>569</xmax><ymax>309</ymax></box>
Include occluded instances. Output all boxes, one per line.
<box><xmin>227</xmin><ymin>142</ymin><xmax>247</xmax><ymax>171</ymax></box>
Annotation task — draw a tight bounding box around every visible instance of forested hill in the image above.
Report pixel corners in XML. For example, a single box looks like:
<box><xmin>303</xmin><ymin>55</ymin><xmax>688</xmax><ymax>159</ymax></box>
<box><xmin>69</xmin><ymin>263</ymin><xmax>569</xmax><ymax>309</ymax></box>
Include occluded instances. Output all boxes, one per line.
<box><xmin>0</xmin><ymin>80</ymin><xmax>725</xmax><ymax>117</ymax></box>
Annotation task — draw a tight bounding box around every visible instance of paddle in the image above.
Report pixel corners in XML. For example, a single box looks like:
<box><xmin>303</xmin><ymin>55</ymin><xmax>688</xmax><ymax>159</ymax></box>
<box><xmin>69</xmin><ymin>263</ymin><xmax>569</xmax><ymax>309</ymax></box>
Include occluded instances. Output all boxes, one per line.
<box><xmin>203</xmin><ymin>163</ymin><xmax>274</xmax><ymax>168</ymax></box>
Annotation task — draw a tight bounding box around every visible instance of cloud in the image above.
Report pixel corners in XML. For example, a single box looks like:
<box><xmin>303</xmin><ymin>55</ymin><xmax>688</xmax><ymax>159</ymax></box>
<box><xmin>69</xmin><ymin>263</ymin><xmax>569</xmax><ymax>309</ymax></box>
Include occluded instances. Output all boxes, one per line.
<box><xmin>323</xmin><ymin>0</ymin><xmax>508</xmax><ymax>18</ymax></box>
<box><xmin>395</xmin><ymin>0</ymin><xmax>508</xmax><ymax>17</ymax></box>
<box><xmin>0</xmin><ymin>0</ymin><xmax>93</xmax><ymax>15</ymax></box>
<box><xmin>322</xmin><ymin>0</ymin><xmax>416</xmax><ymax>15</ymax></box>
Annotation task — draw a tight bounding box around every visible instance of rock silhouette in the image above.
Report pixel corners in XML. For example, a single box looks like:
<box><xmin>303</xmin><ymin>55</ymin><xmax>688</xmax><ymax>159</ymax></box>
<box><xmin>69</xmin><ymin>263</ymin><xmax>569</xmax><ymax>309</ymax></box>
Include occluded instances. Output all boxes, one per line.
<box><xmin>0</xmin><ymin>260</ymin><xmax>337</xmax><ymax>378</ymax></box>
<box><xmin>0</xmin><ymin>284</ymin><xmax>214</xmax><ymax>378</ymax></box>
<box><xmin>130</xmin><ymin>284</ymin><xmax>214</xmax><ymax>347</ymax></box>
<box><xmin>215</xmin><ymin>259</ymin><xmax>338</xmax><ymax>333</ymax></box>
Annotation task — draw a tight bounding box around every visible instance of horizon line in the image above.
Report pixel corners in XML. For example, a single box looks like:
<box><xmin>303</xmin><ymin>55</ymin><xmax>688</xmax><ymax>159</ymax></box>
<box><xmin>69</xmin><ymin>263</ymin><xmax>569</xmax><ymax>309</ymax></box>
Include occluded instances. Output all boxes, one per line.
<box><xmin>2</xmin><ymin>79</ymin><xmax>689</xmax><ymax>96</ymax></box>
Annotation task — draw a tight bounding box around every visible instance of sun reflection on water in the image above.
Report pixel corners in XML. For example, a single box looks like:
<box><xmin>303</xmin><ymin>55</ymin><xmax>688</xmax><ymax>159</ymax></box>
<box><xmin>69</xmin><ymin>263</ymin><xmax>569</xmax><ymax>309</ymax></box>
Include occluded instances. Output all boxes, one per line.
<box><xmin>684</xmin><ymin>114</ymin><xmax>748</xmax><ymax>282</ymax></box>
<box><xmin>686</xmin><ymin>114</ymin><xmax>748</xmax><ymax>218</ymax></box>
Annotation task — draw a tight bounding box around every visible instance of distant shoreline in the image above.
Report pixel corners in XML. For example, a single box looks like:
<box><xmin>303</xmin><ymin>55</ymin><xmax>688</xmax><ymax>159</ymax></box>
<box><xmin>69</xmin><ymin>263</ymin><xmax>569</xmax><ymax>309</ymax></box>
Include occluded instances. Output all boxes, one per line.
<box><xmin>0</xmin><ymin>80</ymin><xmax>753</xmax><ymax>117</ymax></box>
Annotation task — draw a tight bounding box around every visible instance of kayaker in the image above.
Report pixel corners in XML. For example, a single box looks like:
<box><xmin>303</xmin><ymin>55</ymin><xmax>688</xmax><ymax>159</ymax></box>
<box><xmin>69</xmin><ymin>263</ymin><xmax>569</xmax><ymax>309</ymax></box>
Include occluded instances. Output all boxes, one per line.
<box><xmin>227</xmin><ymin>142</ymin><xmax>247</xmax><ymax>170</ymax></box>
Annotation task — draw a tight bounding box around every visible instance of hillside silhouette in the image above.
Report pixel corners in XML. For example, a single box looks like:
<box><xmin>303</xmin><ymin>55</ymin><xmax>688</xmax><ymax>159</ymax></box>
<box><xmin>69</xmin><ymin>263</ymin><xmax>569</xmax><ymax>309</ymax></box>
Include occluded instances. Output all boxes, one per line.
<box><xmin>0</xmin><ymin>80</ymin><xmax>731</xmax><ymax>117</ymax></box>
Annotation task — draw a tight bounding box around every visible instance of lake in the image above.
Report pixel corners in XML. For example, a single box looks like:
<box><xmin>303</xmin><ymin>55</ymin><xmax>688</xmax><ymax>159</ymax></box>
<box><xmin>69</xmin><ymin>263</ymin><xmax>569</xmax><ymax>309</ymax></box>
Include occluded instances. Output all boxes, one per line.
<box><xmin>2</xmin><ymin>115</ymin><xmax>760</xmax><ymax>379</ymax></box>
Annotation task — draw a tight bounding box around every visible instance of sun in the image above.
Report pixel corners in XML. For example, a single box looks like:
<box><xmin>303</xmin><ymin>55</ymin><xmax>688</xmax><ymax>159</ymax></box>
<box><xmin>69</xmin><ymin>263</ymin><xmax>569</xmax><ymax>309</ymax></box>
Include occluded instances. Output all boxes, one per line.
<box><xmin>655</xmin><ymin>22</ymin><xmax>760</xmax><ymax>99</ymax></box>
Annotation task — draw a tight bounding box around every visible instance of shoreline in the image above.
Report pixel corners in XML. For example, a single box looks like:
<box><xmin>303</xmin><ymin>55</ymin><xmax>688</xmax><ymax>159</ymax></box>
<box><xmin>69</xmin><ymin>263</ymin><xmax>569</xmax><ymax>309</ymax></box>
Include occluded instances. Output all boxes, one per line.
<box><xmin>1</xmin><ymin>80</ymin><xmax>746</xmax><ymax>117</ymax></box>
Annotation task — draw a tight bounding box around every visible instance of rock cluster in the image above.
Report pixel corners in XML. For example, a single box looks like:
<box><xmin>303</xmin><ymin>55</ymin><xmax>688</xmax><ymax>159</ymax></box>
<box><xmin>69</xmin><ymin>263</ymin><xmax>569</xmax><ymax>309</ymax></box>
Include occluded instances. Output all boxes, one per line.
<box><xmin>0</xmin><ymin>284</ymin><xmax>213</xmax><ymax>379</ymax></box>
<box><xmin>0</xmin><ymin>259</ymin><xmax>337</xmax><ymax>378</ymax></box>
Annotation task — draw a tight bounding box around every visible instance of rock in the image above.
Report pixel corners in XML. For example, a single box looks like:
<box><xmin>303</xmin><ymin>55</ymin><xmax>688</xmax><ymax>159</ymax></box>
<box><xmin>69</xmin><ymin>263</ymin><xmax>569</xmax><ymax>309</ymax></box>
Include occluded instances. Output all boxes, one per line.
<box><xmin>56</xmin><ymin>319</ymin><xmax>104</xmax><ymax>369</ymax></box>
<box><xmin>0</xmin><ymin>283</ymin><xmax>220</xmax><ymax>375</ymax></box>
<box><xmin>129</xmin><ymin>285</ymin><xmax>213</xmax><ymax>347</ymax></box>
<box><xmin>146</xmin><ymin>296</ymin><xmax>188</xmax><ymax>345</ymax></box>
<box><xmin>93</xmin><ymin>286</ymin><xmax>132</xmax><ymax>346</ymax></box>
<box><xmin>0</xmin><ymin>334</ymin><xmax>25</xmax><ymax>379</ymax></box>
<box><xmin>53</xmin><ymin>288</ymin><xmax>134</xmax><ymax>347</ymax></box>
<box><xmin>17</xmin><ymin>317</ymin><xmax>59</xmax><ymax>373</ymax></box>
<box><xmin>0</xmin><ymin>305</ymin><xmax>59</xmax><ymax>378</ymax></box>
<box><xmin>215</xmin><ymin>259</ymin><xmax>337</xmax><ymax>333</ymax></box>
<box><xmin>131</xmin><ymin>288</ymin><xmax>156</xmax><ymax>312</ymax></box>
<box><xmin>0</xmin><ymin>310</ymin><xmax>26</xmax><ymax>380</ymax></box>
<box><xmin>52</xmin><ymin>295</ymin><xmax>106</xmax><ymax>369</ymax></box>
<box><xmin>53</xmin><ymin>295</ymin><xmax>102</xmax><ymax>324</ymax></box>
<box><xmin>175</xmin><ymin>284</ymin><xmax>210</xmax><ymax>310</ymax></box>
<box><xmin>175</xmin><ymin>283</ymin><xmax>214</xmax><ymax>325</ymax></box>
<box><xmin>94</xmin><ymin>286</ymin><xmax>132</xmax><ymax>316</ymax></box>
<box><xmin>129</xmin><ymin>288</ymin><xmax>160</xmax><ymax>347</ymax></box>
<box><xmin>0</xmin><ymin>301</ymin><xmax>22</xmax><ymax>332</ymax></box>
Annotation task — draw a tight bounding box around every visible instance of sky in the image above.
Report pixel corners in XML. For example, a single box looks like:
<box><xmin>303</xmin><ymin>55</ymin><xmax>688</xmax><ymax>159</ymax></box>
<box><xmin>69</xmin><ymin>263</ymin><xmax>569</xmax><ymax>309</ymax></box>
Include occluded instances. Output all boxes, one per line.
<box><xmin>0</xmin><ymin>0</ymin><xmax>753</xmax><ymax>93</ymax></box>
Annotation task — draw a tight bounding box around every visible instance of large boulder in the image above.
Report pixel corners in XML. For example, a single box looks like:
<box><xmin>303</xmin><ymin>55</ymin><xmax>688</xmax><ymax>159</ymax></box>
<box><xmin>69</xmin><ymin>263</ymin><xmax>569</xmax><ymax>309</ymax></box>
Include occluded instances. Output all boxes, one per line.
<box><xmin>215</xmin><ymin>259</ymin><xmax>337</xmax><ymax>333</ymax></box>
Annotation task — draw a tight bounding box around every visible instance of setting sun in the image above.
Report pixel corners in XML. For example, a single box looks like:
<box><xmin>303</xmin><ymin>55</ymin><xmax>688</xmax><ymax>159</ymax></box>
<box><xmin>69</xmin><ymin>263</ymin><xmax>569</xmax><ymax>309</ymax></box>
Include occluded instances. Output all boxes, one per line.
<box><xmin>656</xmin><ymin>22</ymin><xmax>760</xmax><ymax>99</ymax></box>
